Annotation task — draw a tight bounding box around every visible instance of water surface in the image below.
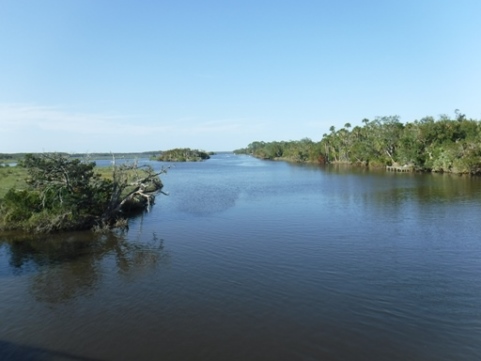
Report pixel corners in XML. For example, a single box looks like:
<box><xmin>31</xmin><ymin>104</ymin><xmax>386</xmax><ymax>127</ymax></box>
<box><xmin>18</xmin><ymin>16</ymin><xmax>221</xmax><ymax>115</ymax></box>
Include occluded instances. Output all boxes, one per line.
<box><xmin>1</xmin><ymin>154</ymin><xmax>481</xmax><ymax>360</ymax></box>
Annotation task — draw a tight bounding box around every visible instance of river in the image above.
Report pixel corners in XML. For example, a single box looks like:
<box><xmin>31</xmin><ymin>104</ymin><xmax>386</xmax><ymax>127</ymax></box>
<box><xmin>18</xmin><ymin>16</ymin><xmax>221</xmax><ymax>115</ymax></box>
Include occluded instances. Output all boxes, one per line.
<box><xmin>1</xmin><ymin>153</ymin><xmax>481</xmax><ymax>360</ymax></box>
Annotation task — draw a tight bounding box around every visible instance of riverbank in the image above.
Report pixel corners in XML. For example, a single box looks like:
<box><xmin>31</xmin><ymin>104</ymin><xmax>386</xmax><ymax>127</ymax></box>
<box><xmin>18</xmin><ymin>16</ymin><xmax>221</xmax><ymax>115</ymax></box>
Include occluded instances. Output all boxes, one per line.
<box><xmin>246</xmin><ymin>153</ymin><xmax>480</xmax><ymax>175</ymax></box>
<box><xmin>0</xmin><ymin>154</ymin><xmax>165</xmax><ymax>233</ymax></box>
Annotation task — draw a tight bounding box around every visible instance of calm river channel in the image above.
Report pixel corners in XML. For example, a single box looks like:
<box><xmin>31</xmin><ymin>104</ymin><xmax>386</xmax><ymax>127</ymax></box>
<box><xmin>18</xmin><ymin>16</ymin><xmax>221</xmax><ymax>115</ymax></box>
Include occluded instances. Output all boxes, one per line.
<box><xmin>1</xmin><ymin>153</ymin><xmax>481</xmax><ymax>360</ymax></box>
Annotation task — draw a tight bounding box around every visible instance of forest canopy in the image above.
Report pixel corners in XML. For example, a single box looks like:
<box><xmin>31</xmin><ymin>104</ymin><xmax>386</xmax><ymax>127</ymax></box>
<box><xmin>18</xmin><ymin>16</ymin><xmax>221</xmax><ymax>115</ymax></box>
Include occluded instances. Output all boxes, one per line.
<box><xmin>235</xmin><ymin>113</ymin><xmax>481</xmax><ymax>174</ymax></box>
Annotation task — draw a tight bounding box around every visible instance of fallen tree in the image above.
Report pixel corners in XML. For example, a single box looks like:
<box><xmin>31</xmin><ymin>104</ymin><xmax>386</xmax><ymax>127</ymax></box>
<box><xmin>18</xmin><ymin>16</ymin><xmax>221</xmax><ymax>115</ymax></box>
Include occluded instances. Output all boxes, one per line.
<box><xmin>0</xmin><ymin>153</ymin><xmax>168</xmax><ymax>233</ymax></box>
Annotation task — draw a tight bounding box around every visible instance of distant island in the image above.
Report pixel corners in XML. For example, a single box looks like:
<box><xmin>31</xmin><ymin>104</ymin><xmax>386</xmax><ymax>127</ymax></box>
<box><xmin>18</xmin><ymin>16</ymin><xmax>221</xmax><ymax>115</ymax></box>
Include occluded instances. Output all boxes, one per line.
<box><xmin>156</xmin><ymin>148</ymin><xmax>212</xmax><ymax>162</ymax></box>
<box><xmin>0</xmin><ymin>151</ymin><xmax>161</xmax><ymax>165</ymax></box>
<box><xmin>0</xmin><ymin>148</ymin><xmax>215</xmax><ymax>166</ymax></box>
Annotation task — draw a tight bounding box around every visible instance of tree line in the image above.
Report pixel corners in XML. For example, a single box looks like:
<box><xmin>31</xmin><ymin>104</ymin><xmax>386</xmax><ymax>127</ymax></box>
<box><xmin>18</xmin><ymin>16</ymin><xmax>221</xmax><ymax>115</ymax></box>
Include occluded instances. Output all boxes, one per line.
<box><xmin>235</xmin><ymin>112</ymin><xmax>481</xmax><ymax>174</ymax></box>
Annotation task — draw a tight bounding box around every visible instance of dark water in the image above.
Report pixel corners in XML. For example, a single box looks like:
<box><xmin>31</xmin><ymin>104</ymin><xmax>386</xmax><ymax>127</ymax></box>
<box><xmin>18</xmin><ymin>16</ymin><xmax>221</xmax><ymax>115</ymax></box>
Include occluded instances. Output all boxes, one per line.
<box><xmin>1</xmin><ymin>153</ymin><xmax>481</xmax><ymax>361</ymax></box>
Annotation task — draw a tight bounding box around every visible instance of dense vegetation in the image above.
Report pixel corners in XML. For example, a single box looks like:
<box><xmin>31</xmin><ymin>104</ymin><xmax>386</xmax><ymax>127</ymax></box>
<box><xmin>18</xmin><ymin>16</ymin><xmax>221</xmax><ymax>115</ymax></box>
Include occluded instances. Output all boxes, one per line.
<box><xmin>235</xmin><ymin>113</ymin><xmax>481</xmax><ymax>174</ymax></box>
<box><xmin>0</xmin><ymin>154</ymin><xmax>166</xmax><ymax>233</ymax></box>
<box><xmin>157</xmin><ymin>148</ymin><xmax>211</xmax><ymax>162</ymax></box>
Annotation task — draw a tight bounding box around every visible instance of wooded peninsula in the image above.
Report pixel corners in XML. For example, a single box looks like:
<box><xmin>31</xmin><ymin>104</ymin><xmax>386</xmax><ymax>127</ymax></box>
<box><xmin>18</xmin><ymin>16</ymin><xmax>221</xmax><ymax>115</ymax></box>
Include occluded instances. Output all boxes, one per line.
<box><xmin>235</xmin><ymin>112</ymin><xmax>481</xmax><ymax>175</ymax></box>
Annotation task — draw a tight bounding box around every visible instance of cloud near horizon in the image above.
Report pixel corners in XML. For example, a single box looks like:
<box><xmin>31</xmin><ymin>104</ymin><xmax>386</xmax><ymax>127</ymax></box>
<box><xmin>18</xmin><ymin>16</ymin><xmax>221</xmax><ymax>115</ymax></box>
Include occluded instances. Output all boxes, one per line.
<box><xmin>0</xmin><ymin>103</ymin><xmax>268</xmax><ymax>153</ymax></box>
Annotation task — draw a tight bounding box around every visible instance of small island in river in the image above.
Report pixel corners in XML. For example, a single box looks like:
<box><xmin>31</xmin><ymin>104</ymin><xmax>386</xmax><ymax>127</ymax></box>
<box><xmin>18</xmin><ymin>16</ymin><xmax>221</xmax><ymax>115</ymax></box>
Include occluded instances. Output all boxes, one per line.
<box><xmin>156</xmin><ymin>148</ymin><xmax>212</xmax><ymax>162</ymax></box>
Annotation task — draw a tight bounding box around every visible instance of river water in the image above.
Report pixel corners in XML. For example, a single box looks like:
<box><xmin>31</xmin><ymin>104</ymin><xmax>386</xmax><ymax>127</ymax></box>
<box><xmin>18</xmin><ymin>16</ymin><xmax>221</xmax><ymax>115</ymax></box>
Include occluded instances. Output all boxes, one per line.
<box><xmin>1</xmin><ymin>153</ymin><xmax>481</xmax><ymax>361</ymax></box>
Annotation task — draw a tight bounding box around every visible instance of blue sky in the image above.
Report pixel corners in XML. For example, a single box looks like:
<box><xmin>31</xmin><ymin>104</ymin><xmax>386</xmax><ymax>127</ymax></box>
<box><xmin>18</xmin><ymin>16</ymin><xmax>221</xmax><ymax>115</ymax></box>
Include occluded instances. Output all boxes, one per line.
<box><xmin>1</xmin><ymin>0</ymin><xmax>480</xmax><ymax>152</ymax></box>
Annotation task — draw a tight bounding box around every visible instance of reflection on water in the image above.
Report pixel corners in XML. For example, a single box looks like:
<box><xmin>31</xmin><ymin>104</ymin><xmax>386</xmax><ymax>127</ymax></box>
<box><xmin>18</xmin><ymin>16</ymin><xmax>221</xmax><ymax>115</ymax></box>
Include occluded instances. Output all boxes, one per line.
<box><xmin>0</xmin><ymin>339</ymin><xmax>104</xmax><ymax>361</ymax></box>
<box><xmin>0</xmin><ymin>231</ymin><xmax>169</xmax><ymax>304</ymax></box>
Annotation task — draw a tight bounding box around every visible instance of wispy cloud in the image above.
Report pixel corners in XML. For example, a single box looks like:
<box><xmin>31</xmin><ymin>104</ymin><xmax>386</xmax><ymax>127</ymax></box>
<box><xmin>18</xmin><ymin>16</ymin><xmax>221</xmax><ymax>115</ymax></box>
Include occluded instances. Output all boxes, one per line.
<box><xmin>0</xmin><ymin>103</ymin><xmax>267</xmax><ymax>152</ymax></box>
<box><xmin>0</xmin><ymin>103</ymin><xmax>169</xmax><ymax>135</ymax></box>
<box><xmin>0</xmin><ymin>103</ymin><xmax>246</xmax><ymax>134</ymax></box>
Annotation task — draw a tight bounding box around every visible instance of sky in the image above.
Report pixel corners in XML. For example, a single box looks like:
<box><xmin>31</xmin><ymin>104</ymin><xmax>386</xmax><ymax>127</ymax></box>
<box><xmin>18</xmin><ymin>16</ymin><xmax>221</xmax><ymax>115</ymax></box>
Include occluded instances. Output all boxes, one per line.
<box><xmin>1</xmin><ymin>0</ymin><xmax>480</xmax><ymax>153</ymax></box>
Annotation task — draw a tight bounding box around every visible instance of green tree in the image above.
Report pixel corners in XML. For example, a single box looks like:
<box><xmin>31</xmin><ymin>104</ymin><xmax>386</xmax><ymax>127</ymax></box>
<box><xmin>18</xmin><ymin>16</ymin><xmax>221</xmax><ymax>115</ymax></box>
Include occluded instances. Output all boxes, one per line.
<box><xmin>157</xmin><ymin>148</ymin><xmax>210</xmax><ymax>162</ymax></box>
<box><xmin>0</xmin><ymin>154</ymin><xmax>166</xmax><ymax>233</ymax></box>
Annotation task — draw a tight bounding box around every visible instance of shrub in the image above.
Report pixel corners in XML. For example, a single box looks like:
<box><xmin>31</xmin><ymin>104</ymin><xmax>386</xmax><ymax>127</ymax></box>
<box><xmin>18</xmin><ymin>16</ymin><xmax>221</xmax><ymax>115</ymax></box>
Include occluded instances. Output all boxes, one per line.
<box><xmin>0</xmin><ymin>154</ymin><xmax>167</xmax><ymax>233</ymax></box>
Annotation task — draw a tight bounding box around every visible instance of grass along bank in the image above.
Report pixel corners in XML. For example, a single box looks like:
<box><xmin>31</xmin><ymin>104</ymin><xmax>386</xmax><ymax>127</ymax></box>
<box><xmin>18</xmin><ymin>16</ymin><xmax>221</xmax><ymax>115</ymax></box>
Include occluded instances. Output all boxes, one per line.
<box><xmin>0</xmin><ymin>166</ymin><xmax>27</xmax><ymax>199</ymax></box>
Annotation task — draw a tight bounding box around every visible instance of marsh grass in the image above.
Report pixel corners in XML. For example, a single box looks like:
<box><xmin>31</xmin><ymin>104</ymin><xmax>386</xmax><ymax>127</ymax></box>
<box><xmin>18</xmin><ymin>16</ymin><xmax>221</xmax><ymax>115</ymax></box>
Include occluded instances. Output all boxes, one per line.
<box><xmin>0</xmin><ymin>166</ymin><xmax>27</xmax><ymax>198</ymax></box>
<box><xmin>0</xmin><ymin>165</ymin><xmax>139</xmax><ymax>200</ymax></box>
